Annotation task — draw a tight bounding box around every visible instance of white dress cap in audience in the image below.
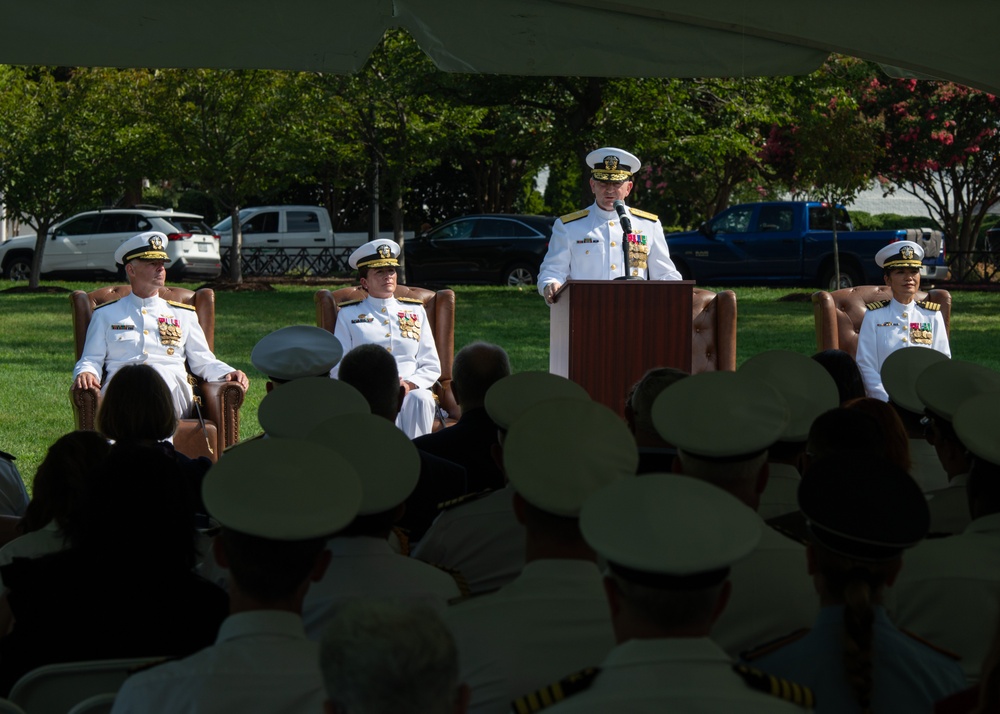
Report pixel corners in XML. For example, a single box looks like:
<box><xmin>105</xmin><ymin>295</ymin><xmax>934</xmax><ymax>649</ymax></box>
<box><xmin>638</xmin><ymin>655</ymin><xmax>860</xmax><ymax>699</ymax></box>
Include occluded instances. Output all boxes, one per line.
<box><xmin>916</xmin><ymin>358</ymin><xmax>1000</xmax><ymax>421</ymax></box>
<box><xmin>203</xmin><ymin>438</ymin><xmax>363</xmax><ymax>539</ymax></box>
<box><xmin>305</xmin><ymin>413</ymin><xmax>420</xmax><ymax>515</ymax></box>
<box><xmin>739</xmin><ymin>349</ymin><xmax>839</xmax><ymax>442</ymax></box>
<box><xmin>257</xmin><ymin>377</ymin><xmax>370</xmax><ymax>438</ymax></box>
<box><xmin>504</xmin><ymin>398</ymin><xmax>637</xmax><ymax>517</ymax></box>
<box><xmin>348</xmin><ymin>240</ymin><xmax>401</xmax><ymax>270</ymax></box>
<box><xmin>484</xmin><ymin>371</ymin><xmax>590</xmax><ymax>431</ymax></box>
<box><xmin>251</xmin><ymin>325</ymin><xmax>344</xmax><ymax>381</ymax></box>
<box><xmin>114</xmin><ymin>231</ymin><xmax>170</xmax><ymax>264</ymax></box>
<box><xmin>953</xmin><ymin>393</ymin><xmax>1000</xmax><ymax>466</ymax></box>
<box><xmin>880</xmin><ymin>347</ymin><xmax>950</xmax><ymax>415</ymax></box>
<box><xmin>875</xmin><ymin>240</ymin><xmax>925</xmax><ymax>269</ymax></box>
<box><xmin>652</xmin><ymin>371</ymin><xmax>789</xmax><ymax>458</ymax></box>
<box><xmin>581</xmin><ymin>474</ymin><xmax>761</xmax><ymax>580</ymax></box>
<box><xmin>585</xmin><ymin>147</ymin><xmax>641</xmax><ymax>181</ymax></box>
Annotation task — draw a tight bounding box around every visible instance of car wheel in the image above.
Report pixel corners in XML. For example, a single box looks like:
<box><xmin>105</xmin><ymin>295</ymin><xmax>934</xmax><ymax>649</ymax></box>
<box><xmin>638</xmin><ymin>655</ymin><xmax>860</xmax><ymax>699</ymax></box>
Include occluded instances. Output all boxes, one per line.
<box><xmin>821</xmin><ymin>262</ymin><xmax>863</xmax><ymax>290</ymax></box>
<box><xmin>504</xmin><ymin>263</ymin><xmax>536</xmax><ymax>287</ymax></box>
<box><xmin>4</xmin><ymin>254</ymin><xmax>32</xmax><ymax>281</ymax></box>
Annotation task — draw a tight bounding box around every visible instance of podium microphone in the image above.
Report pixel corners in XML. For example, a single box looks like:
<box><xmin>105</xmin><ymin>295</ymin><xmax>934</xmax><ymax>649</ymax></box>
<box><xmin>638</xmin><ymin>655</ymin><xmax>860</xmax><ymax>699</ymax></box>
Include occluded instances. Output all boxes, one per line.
<box><xmin>613</xmin><ymin>200</ymin><xmax>632</xmax><ymax>235</ymax></box>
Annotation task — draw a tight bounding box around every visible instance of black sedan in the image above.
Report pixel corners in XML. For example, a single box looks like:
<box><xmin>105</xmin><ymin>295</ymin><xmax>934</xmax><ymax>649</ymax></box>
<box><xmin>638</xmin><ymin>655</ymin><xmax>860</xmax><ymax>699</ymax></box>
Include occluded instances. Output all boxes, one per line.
<box><xmin>404</xmin><ymin>214</ymin><xmax>555</xmax><ymax>286</ymax></box>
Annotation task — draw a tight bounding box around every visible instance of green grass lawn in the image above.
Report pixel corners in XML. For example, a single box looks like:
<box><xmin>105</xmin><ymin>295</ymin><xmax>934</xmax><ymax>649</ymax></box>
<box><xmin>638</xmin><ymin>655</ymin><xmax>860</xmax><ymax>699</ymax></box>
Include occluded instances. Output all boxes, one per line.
<box><xmin>2</xmin><ymin>280</ymin><xmax>996</xmax><ymax>490</ymax></box>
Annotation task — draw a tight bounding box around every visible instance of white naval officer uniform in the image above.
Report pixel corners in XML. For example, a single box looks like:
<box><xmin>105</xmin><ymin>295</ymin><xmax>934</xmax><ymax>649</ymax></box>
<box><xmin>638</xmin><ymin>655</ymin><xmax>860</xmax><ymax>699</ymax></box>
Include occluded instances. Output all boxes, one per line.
<box><xmin>0</xmin><ymin>521</ymin><xmax>64</xmax><ymax>589</ymax></box>
<box><xmin>711</xmin><ymin>518</ymin><xmax>818</xmax><ymax>659</ymax></box>
<box><xmin>301</xmin><ymin>535</ymin><xmax>460</xmax><ymax>641</ymax></box>
<box><xmin>412</xmin><ymin>486</ymin><xmax>526</xmax><ymax>595</ymax></box>
<box><xmin>537</xmin><ymin>201</ymin><xmax>682</xmax><ymax>294</ymax></box>
<box><xmin>73</xmin><ymin>292</ymin><xmax>236</xmax><ymax>419</ymax></box>
<box><xmin>331</xmin><ymin>294</ymin><xmax>441</xmax><ymax>438</ymax></box>
<box><xmin>891</xmin><ymin>511</ymin><xmax>1000</xmax><ymax>683</ymax></box>
<box><xmin>757</xmin><ymin>463</ymin><xmax>802</xmax><ymax>521</ymax></box>
<box><xmin>925</xmin><ymin>473</ymin><xmax>972</xmax><ymax>535</ymax></box>
<box><xmin>856</xmin><ymin>298</ymin><xmax>950</xmax><ymax>402</ymax></box>
<box><xmin>540</xmin><ymin>638</ymin><xmax>813</xmax><ymax>713</ymax></box>
<box><xmin>109</xmin><ymin>610</ymin><xmax>325</xmax><ymax>714</ymax></box>
<box><xmin>446</xmin><ymin>559</ymin><xmax>614</xmax><ymax>714</ymax></box>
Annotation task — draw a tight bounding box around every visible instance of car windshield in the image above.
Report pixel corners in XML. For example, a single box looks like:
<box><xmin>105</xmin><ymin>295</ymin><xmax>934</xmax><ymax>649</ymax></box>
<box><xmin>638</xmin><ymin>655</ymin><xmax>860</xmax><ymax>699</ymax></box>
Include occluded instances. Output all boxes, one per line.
<box><xmin>212</xmin><ymin>209</ymin><xmax>254</xmax><ymax>233</ymax></box>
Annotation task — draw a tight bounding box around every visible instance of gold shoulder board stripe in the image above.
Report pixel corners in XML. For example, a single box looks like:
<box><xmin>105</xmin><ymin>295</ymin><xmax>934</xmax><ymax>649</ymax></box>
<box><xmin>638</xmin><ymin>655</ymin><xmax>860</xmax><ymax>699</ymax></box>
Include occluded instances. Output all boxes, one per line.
<box><xmin>511</xmin><ymin>668</ymin><xmax>599</xmax><ymax>714</ymax></box>
<box><xmin>337</xmin><ymin>299</ymin><xmax>363</xmax><ymax>307</ymax></box>
<box><xmin>741</xmin><ymin>628</ymin><xmax>810</xmax><ymax>661</ymax></box>
<box><xmin>918</xmin><ymin>300</ymin><xmax>941</xmax><ymax>311</ymax></box>
<box><xmin>629</xmin><ymin>207</ymin><xmax>659</xmax><ymax>221</ymax></box>
<box><xmin>166</xmin><ymin>300</ymin><xmax>196</xmax><ymax>311</ymax></box>
<box><xmin>560</xmin><ymin>209</ymin><xmax>589</xmax><ymax>224</ymax></box>
<box><xmin>397</xmin><ymin>297</ymin><xmax>424</xmax><ymax>305</ymax></box>
<box><xmin>732</xmin><ymin>664</ymin><xmax>814</xmax><ymax>708</ymax></box>
<box><xmin>437</xmin><ymin>489</ymin><xmax>494</xmax><ymax>511</ymax></box>
<box><xmin>865</xmin><ymin>300</ymin><xmax>889</xmax><ymax>311</ymax></box>
<box><xmin>94</xmin><ymin>297</ymin><xmax>123</xmax><ymax>310</ymax></box>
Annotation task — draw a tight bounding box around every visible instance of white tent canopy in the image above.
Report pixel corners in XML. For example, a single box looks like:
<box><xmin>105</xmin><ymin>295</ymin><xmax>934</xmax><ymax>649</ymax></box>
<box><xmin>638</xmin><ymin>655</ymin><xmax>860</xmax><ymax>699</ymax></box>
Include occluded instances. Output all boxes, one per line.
<box><xmin>2</xmin><ymin>1</ymin><xmax>998</xmax><ymax>92</ymax></box>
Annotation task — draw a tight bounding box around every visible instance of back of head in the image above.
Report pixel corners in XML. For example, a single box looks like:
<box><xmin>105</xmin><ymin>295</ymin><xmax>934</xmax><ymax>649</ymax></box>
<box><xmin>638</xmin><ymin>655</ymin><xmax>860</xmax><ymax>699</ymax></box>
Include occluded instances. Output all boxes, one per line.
<box><xmin>320</xmin><ymin>601</ymin><xmax>462</xmax><ymax>714</ymax></box>
<box><xmin>97</xmin><ymin>364</ymin><xmax>177</xmax><ymax>442</ymax></box>
<box><xmin>625</xmin><ymin>366</ymin><xmax>688</xmax><ymax>443</ymax></box>
<box><xmin>338</xmin><ymin>344</ymin><xmax>401</xmax><ymax>420</ymax></box>
<box><xmin>812</xmin><ymin>349</ymin><xmax>866</xmax><ymax>406</ymax></box>
<box><xmin>843</xmin><ymin>397</ymin><xmax>911</xmax><ymax>473</ymax></box>
<box><xmin>451</xmin><ymin>342</ymin><xmax>511</xmax><ymax>410</ymax></box>
<box><xmin>81</xmin><ymin>443</ymin><xmax>198</xmax><ymax>572</ymax></box>
<box><xmin>218</xmin><ymin>528</ymin><xmax>327</xmax><ymax>603</ymax></box>
<box><xmin>806</xmin><ymin>408</ymin><xmax>885</xmax><ymax>466</ymax></box>
<box><xmin>21</xmin><ymin>431</ymin><xmax>110</xmax><ymax>537</ymax></box>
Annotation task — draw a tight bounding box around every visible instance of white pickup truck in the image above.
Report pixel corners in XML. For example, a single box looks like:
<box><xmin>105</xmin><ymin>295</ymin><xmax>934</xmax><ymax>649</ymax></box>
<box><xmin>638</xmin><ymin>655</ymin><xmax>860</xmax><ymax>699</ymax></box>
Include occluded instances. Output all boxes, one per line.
<box><xmin>213</xmin><ymin>206</ymin><xmax>335</xmax><ymax>249</ymax></box>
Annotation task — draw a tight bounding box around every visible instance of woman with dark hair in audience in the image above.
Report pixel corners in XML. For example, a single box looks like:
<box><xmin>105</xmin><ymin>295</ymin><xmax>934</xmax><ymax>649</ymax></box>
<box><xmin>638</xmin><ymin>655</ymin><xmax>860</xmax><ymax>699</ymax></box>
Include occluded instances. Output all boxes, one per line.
<box><xmin>745</xmin><ymin>455</ymin><xmax>966</xmax><ymax>713</ymax></box>
<box><xmin>98</xmin><ymin>364</ymin><xmax>211</xmax><ymax>513</ymax></box>
<box><xmin>0</xmin><ymin>444</ymin><xmax>228</xmax><ymax>694</ymax></box>
<box><xmin>844</xmin><ymin>396</ymin><xmax>913</xmax><ymax>474</ymax></box>
<box><xmin>812</xmin><ymin>349</ymin><xmax>867</xmax><ymax>406</ymax></box>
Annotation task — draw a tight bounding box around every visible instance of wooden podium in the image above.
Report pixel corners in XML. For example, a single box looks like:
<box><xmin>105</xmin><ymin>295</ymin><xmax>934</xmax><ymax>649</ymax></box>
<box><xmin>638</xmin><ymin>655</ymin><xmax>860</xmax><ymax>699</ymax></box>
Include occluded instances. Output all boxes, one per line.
<box><xmin>550</xmin><ymin>280</ymin><xmax>695</xmax><ymax>416</ymax></box>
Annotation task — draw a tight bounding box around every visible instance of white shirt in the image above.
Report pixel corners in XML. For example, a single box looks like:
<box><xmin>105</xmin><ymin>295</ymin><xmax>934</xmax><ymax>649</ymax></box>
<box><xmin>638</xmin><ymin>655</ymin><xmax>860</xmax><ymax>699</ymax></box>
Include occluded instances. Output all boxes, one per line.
<box><xmin>926</xmin><ymin>473</ymin><xmax>971</xmax><ymax>535</ymax></box>
<box><xmin>302</xmin><ymin>536</ymin><xmax>460</xmax><ymax>640</ymax></box>
<box><xmin>110</xmin><ymin>610</ymin><xmax>325</xmax><ymax>714</ymax></box>
<box><xmin>544</xmin><ymin>638</ymin><xmax>812</xmax><ymax>713</ymax></box>
<box><xmin>331</xmin><ymin>294</ymin><xmax>440</xmax><ymax>388</ymax></box>
<box><xmin>909</xmin><ymin>437</ymin><xmax>949</xmax><ymax>493</ymax></box>
<box><xmin>73</xmin><ymin>292</ymin><xmax>235</xmax><ymax>418</ymax></box>
<box><xmin>537</xmin><ymin>201</ymin><xmax>681</xmax><ymax>294</ymax></box>
<box><xmin>412</xmin><ymin>487</ymin><xmax>525</xmax><ymax>595</ymax></box>
<box><xmin>757</xmin><ymin>463</ymin><xmax>801</xmax><ymax>521</ymax></box>
<box><xmin>712</xmin><ymin>518</ymin><xmax>818</xmax><ymax>658</ymax></box>
<box><xmin>0</xmin><ymin>521</ymin><xmax>64</xmax><ymax>589</ymax></box>
<box><xmin>447</xmin><ymin>559</ymin><xmax>614</xmax><ymax>714</ymax></box>
<box><xmin>856</xmin><ymin>297</ymin><xmax>950</xmax><ymax>401</ymax></box>
<box><xmin>891</xmin><ymin>512</ymin><xmax>1000</xmax><ymax>682</ymax></box>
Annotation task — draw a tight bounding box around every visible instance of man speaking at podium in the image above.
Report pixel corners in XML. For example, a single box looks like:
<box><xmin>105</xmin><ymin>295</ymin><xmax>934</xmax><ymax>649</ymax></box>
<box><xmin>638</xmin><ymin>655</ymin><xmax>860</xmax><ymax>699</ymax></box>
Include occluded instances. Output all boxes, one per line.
<box><xmin>538</xmin><ymin>147</ymin><xmax>682</xmax><ymax>304</ymax></box>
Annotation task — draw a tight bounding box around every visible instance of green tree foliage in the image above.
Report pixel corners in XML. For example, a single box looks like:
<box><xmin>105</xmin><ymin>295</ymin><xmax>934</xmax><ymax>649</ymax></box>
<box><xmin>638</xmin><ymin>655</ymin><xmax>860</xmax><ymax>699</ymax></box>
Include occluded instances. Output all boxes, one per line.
<box><xmin>859</xmin><ymin>74</ymin><xmax>1000</xmax><ymax>266</ymax></box>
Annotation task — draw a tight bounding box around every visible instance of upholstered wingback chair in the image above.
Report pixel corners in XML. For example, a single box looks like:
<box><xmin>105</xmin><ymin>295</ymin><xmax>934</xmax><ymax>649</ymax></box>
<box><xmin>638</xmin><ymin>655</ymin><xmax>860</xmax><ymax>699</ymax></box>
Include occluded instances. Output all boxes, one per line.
<box><xmin>691</xmin><ymin>287</ymin><xmax>738</xmax><ymax>373</ymax></box>
<box><xmin>69</xmin><ymin>285</ymin><xmax>245</xmax><ymax>461</ymax></box>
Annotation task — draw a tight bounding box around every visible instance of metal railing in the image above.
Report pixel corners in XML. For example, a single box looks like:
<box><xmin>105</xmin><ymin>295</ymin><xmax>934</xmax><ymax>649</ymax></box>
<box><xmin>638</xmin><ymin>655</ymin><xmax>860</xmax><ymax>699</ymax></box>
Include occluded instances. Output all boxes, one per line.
<box><xmin>219</xmin><ymin>247</ymin><xmax>354</xmax><ymax>277</ymax></box>
<box><xmin>944</xmin><ymin>251</ymin><xmax>1000</xmax><ymax>285</ymax></box>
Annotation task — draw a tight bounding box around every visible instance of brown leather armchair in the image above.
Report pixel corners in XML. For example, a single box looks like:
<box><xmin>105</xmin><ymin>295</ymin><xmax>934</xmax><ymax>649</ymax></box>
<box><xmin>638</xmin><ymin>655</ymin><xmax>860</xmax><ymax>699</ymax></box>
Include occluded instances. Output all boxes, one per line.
<box><xmin>70</xmin><ymin>285</ymin><xmax>246</xmax><ymax>461</ymax></box>
<box><xmin>811</xmin><ymin>285</ymin><xmax>952</xmax><ymax>359</ymax></box>
<box><xmin>315</xmin><ymin>285</ymin><xmax>459</xmax><ymax>423</ymax></box>
<box><xmin>692</xmin><ymin>287</ymin><xmax>738</xmax><ymax>373</ymax></box>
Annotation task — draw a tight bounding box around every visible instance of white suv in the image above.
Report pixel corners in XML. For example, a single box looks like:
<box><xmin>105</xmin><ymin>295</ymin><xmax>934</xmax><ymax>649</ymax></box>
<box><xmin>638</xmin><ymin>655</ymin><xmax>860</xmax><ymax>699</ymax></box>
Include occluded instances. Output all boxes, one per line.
<box><xmin>0</xmin><ymin>208</ymin><xmax>222</xmax><ymax>281</ymax></box>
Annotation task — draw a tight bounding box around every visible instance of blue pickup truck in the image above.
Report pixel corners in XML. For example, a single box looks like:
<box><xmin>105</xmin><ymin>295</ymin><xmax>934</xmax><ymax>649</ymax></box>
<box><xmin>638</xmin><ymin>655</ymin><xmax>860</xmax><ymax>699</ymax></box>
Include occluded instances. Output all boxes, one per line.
<box><xmin>665</xmin><ymin>202</ymin><xmax>947</xmax><ymax>289</ymax></box>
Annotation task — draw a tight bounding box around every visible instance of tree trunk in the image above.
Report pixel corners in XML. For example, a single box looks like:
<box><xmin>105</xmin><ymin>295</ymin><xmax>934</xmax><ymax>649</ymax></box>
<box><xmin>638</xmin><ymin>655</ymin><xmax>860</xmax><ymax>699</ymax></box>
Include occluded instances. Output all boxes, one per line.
<box><xmin>28</xmin><ymin>220</ymin><xmax>52</xmax><ymax>289</ymax></box>
<box><xmin>393</xmin><ymin>180</ymin><xmax>406</xmax><ymax>283</ymax></box>
<box><xmin>228</xmin><ymin>205</ymin><xmax>243</xmax><ymax>284</ymax></box>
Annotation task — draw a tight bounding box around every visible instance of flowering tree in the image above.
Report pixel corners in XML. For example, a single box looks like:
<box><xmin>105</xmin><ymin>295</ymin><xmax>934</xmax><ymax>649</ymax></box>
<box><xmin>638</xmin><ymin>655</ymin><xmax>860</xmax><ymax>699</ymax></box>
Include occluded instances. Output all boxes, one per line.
<box><xmin>859</xmin><ymin>76</ymin><xmax>1000</xmax><ymax>274</ymax></box>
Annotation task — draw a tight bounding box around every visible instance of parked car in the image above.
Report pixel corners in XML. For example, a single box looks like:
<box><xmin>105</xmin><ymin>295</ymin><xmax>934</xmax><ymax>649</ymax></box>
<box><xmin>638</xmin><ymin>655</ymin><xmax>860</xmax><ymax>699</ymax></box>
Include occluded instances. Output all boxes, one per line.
<box><xmin>896</xmin><ymin>227</ymin><xmax>948</xmax><ymax>282</ymax></box>
<box><xmin>404</xmin><ymin>214</ymin><xmax>555</xmax><ymax>286</ymax></box>
<box><xmin>0</xmin><ymin>208</ymin><xmax>221</xmax><ymax>281</ymax></box>
<box><xmin>665</xmin><ymin>202</ymin><xmax>923</xmax><ymax>289</ymax></box>
<box><xmin>212</xmin><ymin>206</ymin><xmax>334</xmax><ymax>249</ymax></box>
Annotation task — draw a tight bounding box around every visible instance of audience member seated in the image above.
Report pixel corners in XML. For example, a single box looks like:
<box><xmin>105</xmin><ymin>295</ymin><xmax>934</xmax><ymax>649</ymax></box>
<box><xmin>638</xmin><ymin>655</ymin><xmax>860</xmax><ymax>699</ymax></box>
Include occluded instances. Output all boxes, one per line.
<box><xmin>844</xmin><ymin>397</ymin><xmax>912</xmax><ymax>473</ymax></box>
<box><xmin>0</xmin><ymin>449</ymin><xmax>28</xmax><ymax>520</ymax></box>
<box><xmin>811</xmin><ymin>349</ymin><xmax>866</xmax><ymax>406</ymax></box>
<box><xmin>338</xmin><ymin>344</ymin><xmax>465</xmax><ymax>543</ymax></box>
<box><xmin>413</xmin><ymin>342</ymin><xmax>511</xmax><ymax>493</ymax></box>
<box><xmin>653</xmin><ymin>371</ymin><xmax>818</xmax><ymax>658</ymax></box>
<box><xmin>111</xmin><ymin>438</ymin><xmax>363</xmax><ymax>713</ymax></box>
<box><xmin>97</xmin><ymin>364</ymin><xmax>211</xmax><ymax>514</ymax></box>
<box><xmin>0</xmin><ymin>445</ymin><xmax>229</xmax><ymax>694</ymax></box>
<box><xmin>320</xmin><ymin>601</ymin><xmax>470</xmax><ymax>714</ymax></box>
<box><xmin>412</xmin><ymin>372</ymin><xmax>590</xmax><ymax>595</ymax></box>
<box><xmin>623</xmin><ymin>366</ymin><xmax>688</xmax><ymax>474</ymax></box>
<box><xmin>745</xmin><ymin>455</ymin><xmax>967</xmax><ymax>713</ymax></box>
<box><xmin>250</xmin><ymin>325</ymin><xmax>344</xmax><ymax>391</ymax></box>
<box><xmin>300</xmin><ymin>414</ymin><xmax>461</xmax><ymax>640</ymax></box>
<box><xmin>447</xmin><ymin>399</ymin><xmax>634</xmax><ymax>714</ymax></box>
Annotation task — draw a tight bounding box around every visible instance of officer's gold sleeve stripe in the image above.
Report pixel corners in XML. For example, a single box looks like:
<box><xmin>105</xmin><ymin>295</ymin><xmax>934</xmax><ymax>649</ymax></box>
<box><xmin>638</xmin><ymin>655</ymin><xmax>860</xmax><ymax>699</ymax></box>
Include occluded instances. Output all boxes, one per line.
<box><xmin>513</xmin><ymin>699</ymin><xmax>529</xmax><ymax>714</ymax></box>
<box><xmin>539</xmin><ymin>688</ymin><xmax>553</xmax><ymax>707</ymax></box>
<box><xmin>527</xmin><ymin>692</ymin><xmax>540</xmax><ymax>711</ymax></box>
<box><xmin>552</xmin><ymin>682</ymin><xmax>564</xmax><ymax>701</ymax></box>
